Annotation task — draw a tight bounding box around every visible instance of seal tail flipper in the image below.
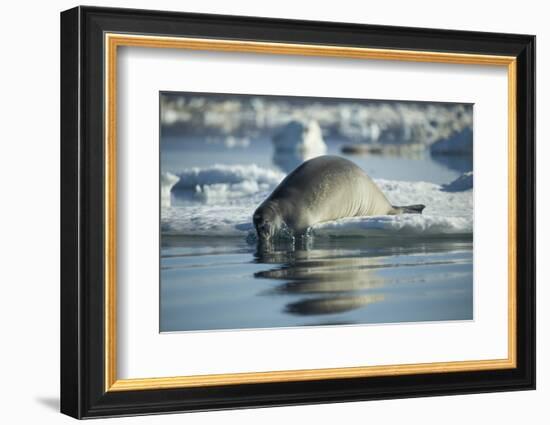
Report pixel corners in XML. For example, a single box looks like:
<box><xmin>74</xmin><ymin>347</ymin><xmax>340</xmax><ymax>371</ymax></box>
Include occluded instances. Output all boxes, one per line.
<box><xmin>392</xmin><ymin>204</ymin><xmax>425</xmax><ymax>214</ymax></box>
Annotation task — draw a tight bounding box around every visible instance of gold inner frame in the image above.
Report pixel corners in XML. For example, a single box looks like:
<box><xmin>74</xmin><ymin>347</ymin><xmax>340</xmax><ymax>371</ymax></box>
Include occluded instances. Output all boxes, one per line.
<box><xmin>104</xmin><ymin>33</ymin><xmax>517</xmax><ymax>392</ymax></box>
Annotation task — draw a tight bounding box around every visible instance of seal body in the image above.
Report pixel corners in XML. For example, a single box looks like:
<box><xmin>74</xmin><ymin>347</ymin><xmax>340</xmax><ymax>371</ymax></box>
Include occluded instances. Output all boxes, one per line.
<box><xmin>253</xmin><ymin>155</ymin><xmax>424</xmax><ymax>240</ymax></box>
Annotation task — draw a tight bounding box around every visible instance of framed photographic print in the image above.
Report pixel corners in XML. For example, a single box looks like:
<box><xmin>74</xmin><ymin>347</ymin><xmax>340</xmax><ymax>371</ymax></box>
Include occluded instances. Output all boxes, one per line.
<box><xmin>60</xmin><ymin>6</ymin><xmax>535</xmax><ymax>419</ymax></box>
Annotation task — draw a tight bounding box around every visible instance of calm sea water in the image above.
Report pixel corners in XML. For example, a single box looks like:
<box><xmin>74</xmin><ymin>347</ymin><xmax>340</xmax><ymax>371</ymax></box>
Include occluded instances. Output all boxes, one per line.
<box><xmin>160</xmin><ymin>137</ymin><xmax>473</xmax><ymax>332</ymax></box>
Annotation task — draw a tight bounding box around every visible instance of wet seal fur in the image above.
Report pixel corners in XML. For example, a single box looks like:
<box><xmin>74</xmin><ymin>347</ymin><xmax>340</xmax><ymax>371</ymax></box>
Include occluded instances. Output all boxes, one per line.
<box><xmin>253</xmin><ymin>155</ymin><xmax>425</xmax><ymax>241</ymax></box>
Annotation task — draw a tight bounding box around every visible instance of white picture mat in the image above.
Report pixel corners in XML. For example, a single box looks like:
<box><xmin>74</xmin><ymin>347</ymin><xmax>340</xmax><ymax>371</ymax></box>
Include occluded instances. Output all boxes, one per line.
<box><xmin>117</xmin><ymin>46</ymin><xmax>509</xmax><ymax>379</ymax></box>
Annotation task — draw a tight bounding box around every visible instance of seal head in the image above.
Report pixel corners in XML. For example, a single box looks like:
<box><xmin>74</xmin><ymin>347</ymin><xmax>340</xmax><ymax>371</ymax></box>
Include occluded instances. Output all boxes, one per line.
<box><xmin>253</xmin><ymin>202</ymin><xmax>284</xmax><ymax>242</ymax></box>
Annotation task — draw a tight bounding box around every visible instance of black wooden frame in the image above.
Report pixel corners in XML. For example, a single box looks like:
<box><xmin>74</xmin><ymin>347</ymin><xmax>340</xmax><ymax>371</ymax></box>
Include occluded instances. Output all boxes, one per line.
<box><xmin>60</xmin><ymin>5</ymin><xmax>536</xmax><ymax>419</ymax></box>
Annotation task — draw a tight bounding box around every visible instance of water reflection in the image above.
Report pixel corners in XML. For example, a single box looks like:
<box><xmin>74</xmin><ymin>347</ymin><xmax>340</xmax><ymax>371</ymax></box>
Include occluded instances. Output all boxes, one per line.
<box><xmin>285</xmin><ymin>295</ymin><xmax>385</xmax><ymax>316</ymax></box>
<box><xmin>160</xmin><ymin>236</ymin><xmax>473</xmax><ymax>332</ymax></box>
<box><xmin>253</xmin><ymin>238</ymin><xmax>471</xmax><ymax>320</ymax></box>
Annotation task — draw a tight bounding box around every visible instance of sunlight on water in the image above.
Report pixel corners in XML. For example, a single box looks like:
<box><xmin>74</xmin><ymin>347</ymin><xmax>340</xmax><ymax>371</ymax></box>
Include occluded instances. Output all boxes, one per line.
<box><xmin>160</xmin><ymin>236</ymin><xmax>472</xmax><ymax>332</ymax></box>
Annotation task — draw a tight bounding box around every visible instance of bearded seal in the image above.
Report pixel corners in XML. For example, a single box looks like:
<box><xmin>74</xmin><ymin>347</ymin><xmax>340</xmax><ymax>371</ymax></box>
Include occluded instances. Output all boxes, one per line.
<box><xmin>253</xmin><ymin>155</ymin><xmax>425</xmax><ymax>241</ymax></box>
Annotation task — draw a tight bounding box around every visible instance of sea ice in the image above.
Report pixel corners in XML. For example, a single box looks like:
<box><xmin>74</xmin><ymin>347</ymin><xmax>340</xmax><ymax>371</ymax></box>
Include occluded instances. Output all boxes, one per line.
<box><xmin>272</xmin><ymin>120</ymin><xmax>327</xmax><ymax>153</ymax></box>
<box><xmin>162</xmin><ymin>164</ymin><xmax>473</xmax><ymax>239</ymax></box>
<box><xmin>160</xmin><ymin>172</ymin><xmax>180</xmax><ymax>208</ymax></box>
<box><xmin>441</xmin><ymin>172</ymin><xmax>473</xmax><ymax>192</ymax></box>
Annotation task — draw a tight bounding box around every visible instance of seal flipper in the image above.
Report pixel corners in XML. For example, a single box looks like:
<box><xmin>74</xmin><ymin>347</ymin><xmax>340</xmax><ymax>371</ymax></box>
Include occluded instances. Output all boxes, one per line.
<box><xmin>392</xmin><ymin>204</ymin><xmax>425</xmax><ymax>214</ymax></box>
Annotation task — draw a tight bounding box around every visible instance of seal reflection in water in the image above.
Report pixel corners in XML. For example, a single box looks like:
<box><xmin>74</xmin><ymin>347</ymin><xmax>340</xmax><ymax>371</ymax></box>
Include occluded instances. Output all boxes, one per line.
<box><xmin>253</xmin><ymin>246</ymin><xmax>388</xmax><ymax>319</ymax></box>
<box><xmin>253</xmin><ymin>155</ymin><xmax>425</xmax><ymax>242</ymax></box>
